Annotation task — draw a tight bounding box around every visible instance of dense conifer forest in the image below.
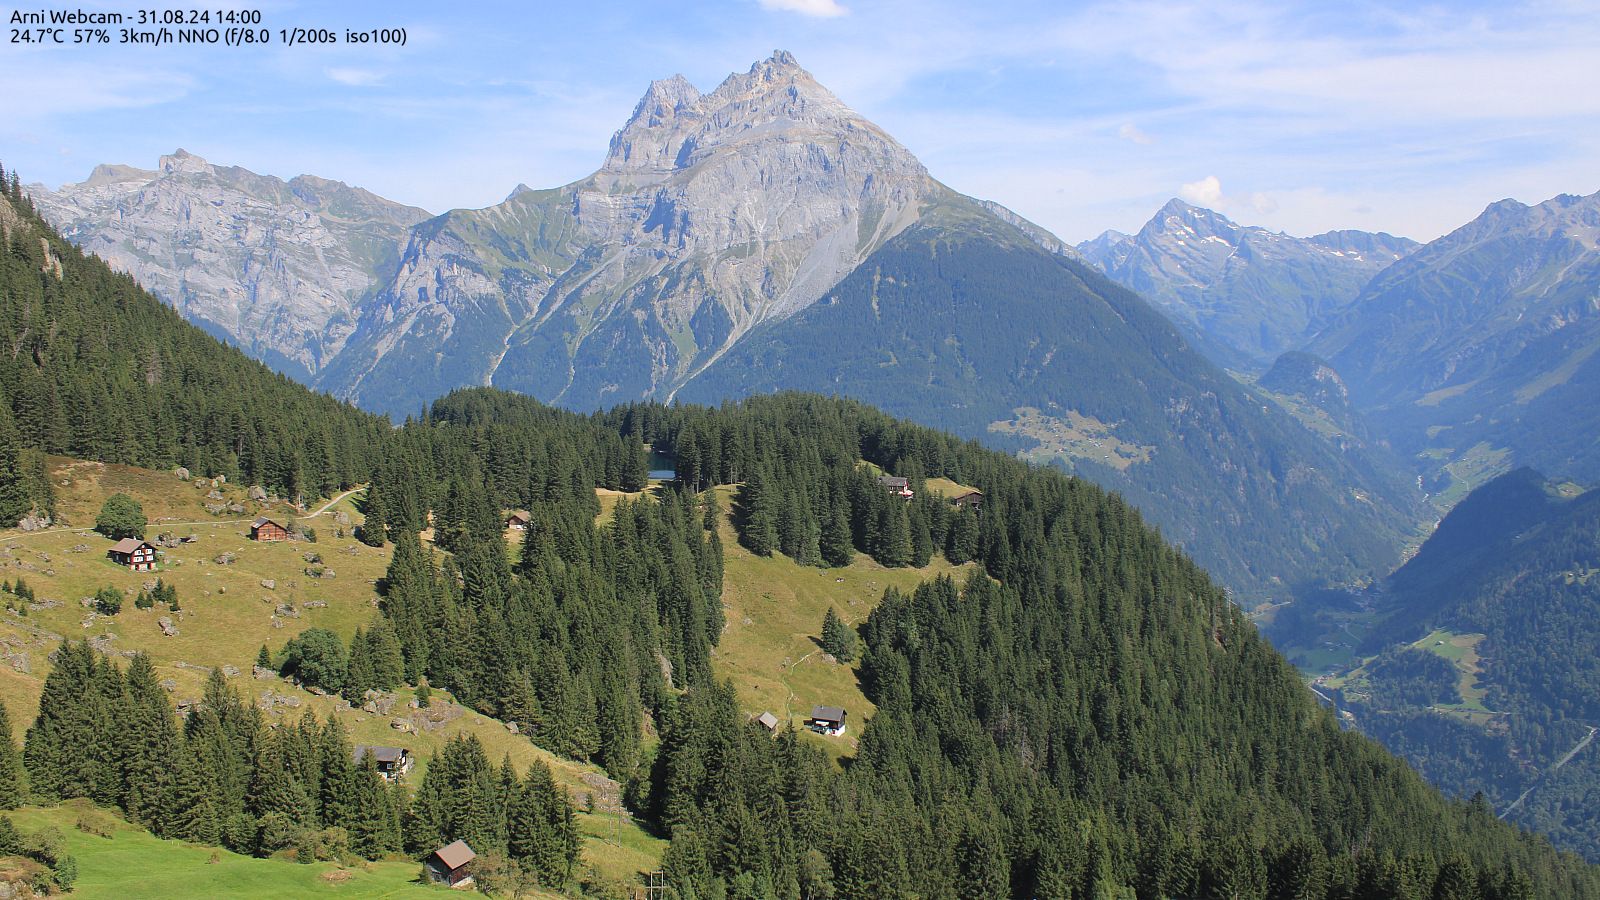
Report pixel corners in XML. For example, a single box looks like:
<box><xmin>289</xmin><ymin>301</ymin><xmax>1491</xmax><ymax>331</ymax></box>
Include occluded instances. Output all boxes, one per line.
<box><xmin>3</xmin><ymin>176</ymin><xmax>1600</xmax><ymax>896</ymax></box>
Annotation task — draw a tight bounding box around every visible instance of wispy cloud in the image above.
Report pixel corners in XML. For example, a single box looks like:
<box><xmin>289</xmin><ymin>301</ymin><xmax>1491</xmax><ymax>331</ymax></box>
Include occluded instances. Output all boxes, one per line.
<box><xmin>1118</xmin><ymin>123</ymin><xmax>1153</xmax><ymax>145</ymax></box>
<box><xmin>326</xmin><ymin>68</ymin><xmax>386</xmax><ymax>87</ymax></box>
<box><xmin>758</xmin><ymin>0</ymin><xmax>848</xmax><ymax>17</ymax></box>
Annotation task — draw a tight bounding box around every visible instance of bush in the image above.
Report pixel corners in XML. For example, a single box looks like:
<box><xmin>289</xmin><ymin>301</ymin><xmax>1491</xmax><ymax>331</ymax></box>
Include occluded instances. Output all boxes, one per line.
<box><xmin>94</xmin><ymin>493</ymin><xmax>146</xmax><ymax>540</ymax></box>
<box><xmin>93</xmin><ymin>586</ymin><xmax>123</xmax><ymax>616</ymax></box>
<box><xmin>280</xmin><ymin>628</ymin><xmax>348</xmax><ymax>693</ymax></box>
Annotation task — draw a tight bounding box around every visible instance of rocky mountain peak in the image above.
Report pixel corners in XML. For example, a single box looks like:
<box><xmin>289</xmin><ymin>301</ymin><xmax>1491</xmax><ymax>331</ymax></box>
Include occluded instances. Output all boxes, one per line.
<box><xmin>159</xmin><ymin>149</ymin><xmax>212</xmax><ymax>176</ymax></box>
<box><xmin>1146</xmin><ymin>198</ymin><xmax>1240</xmax><ymax>243</ymax></box>
<box><xmin>600</xmin><ymin>50</ymin><xmax>911</xmax><ymax>186</ymax></box>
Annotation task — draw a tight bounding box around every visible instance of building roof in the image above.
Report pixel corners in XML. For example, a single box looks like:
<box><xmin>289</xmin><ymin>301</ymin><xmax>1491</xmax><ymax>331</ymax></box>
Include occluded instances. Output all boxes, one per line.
<box><xmin>108</xmin><ymin>538</ymin><xmax>149</xmax><ymax>554</ymax></box>
<box><xmin>251</xmin><ymin>516</ymin><xmax>283</xmax><ymax>529</ymax></box>
<box><xmin>506</xmin><ymin>510</ymin><xmax>530</xmax><ymax>522</ymax></box>
<box><xmin>877</xmin><ymin>475</ymin><xmax>909</xmax><ymax>487</ymax></box>
<box><xmin>354</xmin><ymin>745</ymin><xmax>407</xmax><ymax>764</ymax></box>
<box><xmin>756</xmin><ymin>712</ymin><xmax>780</xmax><ymax>729</ymax></box>
<box><xmin>809</xmin><ymin>705</ymin><xmax>846</xmax><ymax>723</ymax></box>
<box><xmin>431</xmin><ymin>839</ymin><xmax>477</xmax><ymax>871</ymax></box>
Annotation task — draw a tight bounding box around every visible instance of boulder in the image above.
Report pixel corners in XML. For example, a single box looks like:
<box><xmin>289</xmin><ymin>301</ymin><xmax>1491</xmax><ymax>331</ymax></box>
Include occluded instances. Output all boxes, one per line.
<box><xmin>213</xmin><ymin>552</ymin><xmax>237</xmax><ymax>565</ymax></box>
<box><xmin>252</xmin><ymin>665</ymin><xmax>275</xmax><ymax>680</ymax></box>
<box><xmin>157</xmin><ymin>616</ymin><xmax>179</xmax><ymax>636</ymax></box>
<box><xmin>221</xmin><ymin>664</ymin><xmax>240</xmax><ymax>677</ymax></box>
<box><xmin>334</xmin><ymin>511</ymin><xmax>351</xmax><ymax>526</ymax></box>
<box><xmin>207</xmin><ymin>490</ymin><xmax>224</xmax><ymax>501</ymax></box>
<box><xmin>173</xmin><ymin>466</ymin><xmax>190</xmax><ymax>480</ymax></box>
<box><xmin>247</xmin><ymin>485</ymin><xmax>268</xmax><ymax>502</ymax></box>
<box><xmin>160</xmin><ymin>678</ymin><xmax>177</xmax><ymax>692</ymax></box>
<box><xmin>260</xmin><ymin>579</ymin><xmax>275</xmax><ymax>590</ymax></box>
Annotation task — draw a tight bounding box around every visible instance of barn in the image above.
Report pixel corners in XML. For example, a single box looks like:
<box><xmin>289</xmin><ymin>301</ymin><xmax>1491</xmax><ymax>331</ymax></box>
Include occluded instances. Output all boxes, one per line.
<box><xmin>250</xmin><ymin>516</ymin><xmax>289</xmax><ymax>542</ymax></box>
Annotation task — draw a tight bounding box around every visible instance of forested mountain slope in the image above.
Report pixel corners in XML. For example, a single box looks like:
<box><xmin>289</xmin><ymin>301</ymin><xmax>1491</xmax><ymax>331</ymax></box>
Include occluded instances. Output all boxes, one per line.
<box><xmin>0</xmin><ymin>178</ymin><xmax>389</xmax><ymax>506</ymax></box>
<box><xmin>679</xmin><ymin>215</ymin><xmax>1425</xmax><ymax>601</ymax></box>
<box><xmin>1326</xmin><ymin>470</ymin><xmax>1600</xmax><ymax>860</ymax></box>
<box><xmin>4</xmin><ymin>161</ymin><xmax>1597</xmax><ymax>896</ymax></box>
<box><xmin>20</xmin><ymin>58</ymin><xmax>1429</xmax><ymax>606</ymax></box>
<box><xmin>1308</xmin><ymin>190</ymin><xmax>1600</xmax><ymax>498</ymax></box>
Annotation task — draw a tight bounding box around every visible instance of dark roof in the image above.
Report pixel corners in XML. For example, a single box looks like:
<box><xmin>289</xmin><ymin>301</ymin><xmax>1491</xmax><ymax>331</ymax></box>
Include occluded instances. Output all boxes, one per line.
<box><xmin>354</xmin><ymin>745</ymin><xmax>407</xmax><ymax>764</ymax></box>
<box><xmin>506</xmin><ymin>510</ymin><xmax>530</xmax><ymax>522</ymax></box>
<box><xmin>809</xmin><ymin>705</ymin><xmax>846</xmax><ymax>722</ymax></box>
<box><xmin>431</xmin><ymin>839</ymin><xmax>476</xmax><ymax>871</ymax></box>
<box><xmin>108</xmin><ymin>538</ymin><xmax>150</xmax><ymax>554</ymax></box>
<box><xmin>877</xmin><ymin>475</ymin><xmax>909</xmax><ymax>487</ymax></box>
<box><xmin>251</xmin><ymin>516</ymin><xmax>283</xmax><ymax>529</ymax></box>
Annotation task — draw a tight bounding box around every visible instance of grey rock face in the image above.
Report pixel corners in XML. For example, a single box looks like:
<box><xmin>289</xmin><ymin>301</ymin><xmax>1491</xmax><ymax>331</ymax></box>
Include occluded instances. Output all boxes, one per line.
<box><xmin>319</xmin><ymin>51</ymin><xmax>1014</xmax><ymax>413</ymax></box>
<box><xmin>1078</xmin><ymin>199</ymin><xmax>1416</xmax><ymax>370</ymax></box>
<box><xmin>30</xmin><ymin>152</ymin><xmax>430</xmax><ymax>380</ymax></box>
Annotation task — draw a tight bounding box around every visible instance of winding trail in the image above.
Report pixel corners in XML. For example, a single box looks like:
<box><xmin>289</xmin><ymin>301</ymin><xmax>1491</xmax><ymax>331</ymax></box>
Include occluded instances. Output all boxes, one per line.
<box><xmin>1501</xmin><ymin>725</ymin><xmax>1598</xmax><ymax>818</ymax></box>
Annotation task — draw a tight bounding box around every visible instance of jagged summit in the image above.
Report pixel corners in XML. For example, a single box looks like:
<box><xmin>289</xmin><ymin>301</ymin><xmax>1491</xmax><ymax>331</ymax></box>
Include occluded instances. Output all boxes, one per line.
<box><xmin>600</xmin><ymin>50</ymin><xmax>907</xmax><ymax>186</ymax></box>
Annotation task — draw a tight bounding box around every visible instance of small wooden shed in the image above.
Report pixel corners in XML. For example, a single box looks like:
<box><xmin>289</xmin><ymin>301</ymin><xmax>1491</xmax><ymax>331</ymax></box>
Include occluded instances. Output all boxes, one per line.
<box><xmin>505</xmin><ymin>511</ymin><xmax>531</xmax><ymax>530</ymax></box>
<box><xmin>250</xmin><ymin>516</ymin><xmax>289</xmax><ymax>542</ymax></box>
<box><xmin>425</xmin><ymin>839</ymin><xmax>477</xmax><ymax>887</ymax></box>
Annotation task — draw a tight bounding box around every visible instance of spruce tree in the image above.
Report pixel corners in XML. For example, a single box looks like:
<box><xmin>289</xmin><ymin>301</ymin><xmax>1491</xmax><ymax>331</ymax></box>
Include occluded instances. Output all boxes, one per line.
<box><xmin>820</xmin><ymin>607</ymin><xmax>856</xmax><ymax>663</ymax></box>
<box><xmin>0</xmin><ymin>700</ymin><xmax>22</xmax><ymax>809</ymax></box>
<box><xmin>821</xmin><ymin>504</ymin><xmax>853</xmax><ymax>568</ymax></box>
<box><xmin>0</xmin><ymin>422</ymin><xmax>32</xmax><ymax>527</ymax></box>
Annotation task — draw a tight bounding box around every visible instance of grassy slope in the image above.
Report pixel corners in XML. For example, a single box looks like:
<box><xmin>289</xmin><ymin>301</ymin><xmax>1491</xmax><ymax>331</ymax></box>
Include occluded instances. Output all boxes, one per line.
<box><xmin>705</xmin><ymin>483</ymin><xmax>978</xmax><ymax>763</ymax></box>
<box><xmin>0</xmin><ymin>459</ymin><xmax>664</xmax><ymax>895</ymax></box>
<box><xmin>9</xmin><ymin>802</ymin><xmax>537</xmax><ymax>900</ymax></box>
<box><xmin>0</xmin><ymin>460</ymin><xmax>981</xmax><ymax>891</ymax></box>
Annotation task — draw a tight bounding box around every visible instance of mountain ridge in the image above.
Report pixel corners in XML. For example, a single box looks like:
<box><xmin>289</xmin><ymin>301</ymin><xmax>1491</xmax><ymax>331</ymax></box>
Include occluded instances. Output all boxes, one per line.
<box><xmin>1077</xmin><ymin>198</ymin><xmax>1417</xmax><ymax>370</ymax></box>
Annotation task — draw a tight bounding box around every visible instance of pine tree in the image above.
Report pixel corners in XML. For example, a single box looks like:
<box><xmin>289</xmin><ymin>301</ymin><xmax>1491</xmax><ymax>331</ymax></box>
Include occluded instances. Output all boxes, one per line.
<box><xmin>0</xmin><ymin>699</ymin><xmax>22</xmax><ymax>808</ymax></box>
<box><xmin>359</xmin><ymin>485</ymin><xmax>388</xmax><ymax>546</ymax></box>
<box><xmin>821</xmin><ymin>504</ymin><xmax>853</xmax><ymax>568</ymax></box>
<box><xmin>0</xmin><ymin>422</ymin><xmax>32</xmax><ymax>527</ymax></box>
<box><xmin>820</xmin><ymin>607</ymin><xmax>856</xmax><ymax>663</ymax></box>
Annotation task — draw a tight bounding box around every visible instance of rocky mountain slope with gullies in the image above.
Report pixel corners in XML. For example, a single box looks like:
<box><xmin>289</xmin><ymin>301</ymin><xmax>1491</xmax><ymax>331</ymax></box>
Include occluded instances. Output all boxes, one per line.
<box><xmin>1078</xmin><ymin>199</ymin><xmax>1416</xmax><ymax>370</ymax></box>
<box><xmin>29</xmin><ymin>152</ymin><xmax>430</xmax><ymax>381</ymax></box>
<box><xmin>1306</xmin><ymin>192</ymin><xmax>1600</xmax><ymax>494</ymax></box>
<box><xmin>318</xmin><ymin>51</ymin><xmax>971</xmax><ymax>414</ymax></box>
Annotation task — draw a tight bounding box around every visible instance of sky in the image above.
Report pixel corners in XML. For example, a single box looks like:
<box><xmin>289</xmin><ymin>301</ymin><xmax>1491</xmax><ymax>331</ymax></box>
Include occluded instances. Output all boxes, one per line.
<box><xmin>2</xmin><ymin>0</ymin><xmax>1597</xmax><ymax>243</ymax></box>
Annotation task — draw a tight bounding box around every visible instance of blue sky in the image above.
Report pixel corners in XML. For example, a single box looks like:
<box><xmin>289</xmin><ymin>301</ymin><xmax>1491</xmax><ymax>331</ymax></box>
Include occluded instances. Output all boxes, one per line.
<box><xmin>2</xmin><ymin>0</ymin><xmax>1596</xmax><ymax>242</ymax></box>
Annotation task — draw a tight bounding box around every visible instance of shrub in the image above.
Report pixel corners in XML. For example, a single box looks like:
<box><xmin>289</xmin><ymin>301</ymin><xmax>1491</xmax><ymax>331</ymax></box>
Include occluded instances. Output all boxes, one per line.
<box><xmin>94</xmin><ymin>493</ymin><xmax>146</xmax><ymax>540</ymax></box>
<box><xmin>93</xmin><ymin>586</ymin><xmax>123</xmax><ymax>616</ymax></box>
<box><xmin>280</xmin><ymin>627</ymin><xmax>348</xmax><ymax>693</ymax></box>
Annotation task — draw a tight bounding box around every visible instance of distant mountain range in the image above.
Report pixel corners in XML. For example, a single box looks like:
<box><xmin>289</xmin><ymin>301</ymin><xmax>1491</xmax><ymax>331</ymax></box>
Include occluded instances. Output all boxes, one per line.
<box><xmin>26</xmin><ymin>51</ymin><xmax>1425</xmax><ymax>602</ymax></box>
<box><xmin>1077</xmin><ymin>199</ymin><xmax>1416</xmax><ymax>370</ymax></box>
<box><xmin>1309</xmin><ymin>191</ymin><xmax>1600</xmax><ymax>499</ymax></box>
<box><xmin>31</xmin><ymin>154</ymin><xmax>429</xmax><ymax>381</ymax></box>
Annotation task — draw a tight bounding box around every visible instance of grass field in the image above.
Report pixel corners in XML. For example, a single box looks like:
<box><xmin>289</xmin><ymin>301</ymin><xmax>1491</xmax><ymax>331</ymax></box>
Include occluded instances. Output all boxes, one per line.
<box><xmin>7</xmin><ymin>801</ymin><xmax>555</xmax><ymax>900</ymax></box>
<box><xmin>707</xmin><ymin>484</ymin><xmax>977</xmax><ymax>763</ymax></box>
<box><xmin>0</xmin><ymin>459</ymin><xmax>667</xmax><ymax>891</ymax></box>
<box><xmin>1413</xmin><ymin>628</ymin><xmax>1494</xmax><ymax>721</ymax></box>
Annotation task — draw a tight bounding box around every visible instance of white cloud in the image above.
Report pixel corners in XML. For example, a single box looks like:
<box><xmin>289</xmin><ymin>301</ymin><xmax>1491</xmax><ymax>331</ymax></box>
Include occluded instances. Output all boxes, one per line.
<box><xmin>326</xmin><ymin>68</ymin><xmax>385</xmax><ymax>87</ymax></box>
<box><xmin>1181</xmin><ymin>175</ymin><xmax>1224</xmax><ymax>206</ymax></box>
<box><xmin>758</xmin><ymin>0</ymin><xmax>848</xmax><ymax>18</ymax></box>
<box><xmin>1117</xmin><ymin>123</ymin><xmax>1153</xmax><ymax>145</ymax></box>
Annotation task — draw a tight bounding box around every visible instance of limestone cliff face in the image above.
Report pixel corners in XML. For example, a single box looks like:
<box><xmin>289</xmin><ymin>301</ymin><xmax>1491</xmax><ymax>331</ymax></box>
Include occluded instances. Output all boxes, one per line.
<box><xmin>31</xmin><ymin>152</ymin><xmax>429</xmax><ymax>380</ymax></box>
<box><xmin>322</xmin><ymin>51</ymin><xmax>957</xmax><ymax>412</ymax></box>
